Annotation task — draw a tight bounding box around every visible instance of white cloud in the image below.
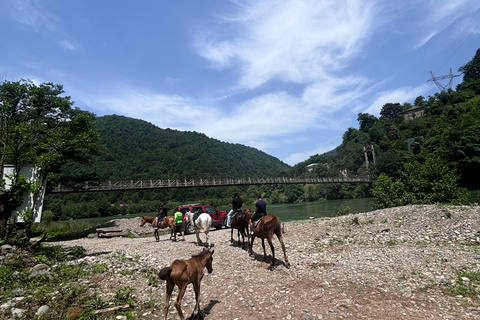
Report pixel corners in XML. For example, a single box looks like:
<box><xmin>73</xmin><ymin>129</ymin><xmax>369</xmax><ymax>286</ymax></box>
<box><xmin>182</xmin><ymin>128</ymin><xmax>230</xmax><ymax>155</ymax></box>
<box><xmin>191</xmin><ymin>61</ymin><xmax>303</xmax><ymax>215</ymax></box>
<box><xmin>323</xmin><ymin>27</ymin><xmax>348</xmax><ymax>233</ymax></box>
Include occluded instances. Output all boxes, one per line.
<box><xmin>364</xmin><ymin>85</ymin><xmax>428</xmax><ymax>115</ymax></box>
<box><xmin>59</xmin><ymin>39</ymin><xmax>80</xmax><ymax>51</ymax></box>
<box><xmin>283</xmin><ymin>139</ymin><xmax>340</xmax><ymax>166</ymax></box>
<box><xmin>198</xmin><ymin>0</ymin><xmax>377</xmax><ymax>89</ymax></box>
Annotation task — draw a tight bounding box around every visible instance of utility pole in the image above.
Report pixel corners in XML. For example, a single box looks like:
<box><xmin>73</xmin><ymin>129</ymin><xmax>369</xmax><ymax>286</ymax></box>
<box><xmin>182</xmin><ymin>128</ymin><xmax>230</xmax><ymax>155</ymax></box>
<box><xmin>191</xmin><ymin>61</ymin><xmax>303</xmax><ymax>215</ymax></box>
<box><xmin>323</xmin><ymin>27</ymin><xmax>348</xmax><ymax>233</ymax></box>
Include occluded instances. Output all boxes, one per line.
<box><xmin>364</xmin><ymin>145</ymin><xmax>376</xmax><ymax>172</ymax></box>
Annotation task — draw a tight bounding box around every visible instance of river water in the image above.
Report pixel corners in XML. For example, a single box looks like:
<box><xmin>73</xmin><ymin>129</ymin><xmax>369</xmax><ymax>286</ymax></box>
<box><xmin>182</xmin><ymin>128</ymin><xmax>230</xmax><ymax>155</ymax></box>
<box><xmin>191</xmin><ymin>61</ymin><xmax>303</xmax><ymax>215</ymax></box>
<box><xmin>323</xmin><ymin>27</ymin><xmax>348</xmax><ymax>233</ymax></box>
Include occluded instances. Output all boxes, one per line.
<box><xmin>264</xmin><ymin>197</ymin><xmax>375</xmax><ymax>222</ymax></box>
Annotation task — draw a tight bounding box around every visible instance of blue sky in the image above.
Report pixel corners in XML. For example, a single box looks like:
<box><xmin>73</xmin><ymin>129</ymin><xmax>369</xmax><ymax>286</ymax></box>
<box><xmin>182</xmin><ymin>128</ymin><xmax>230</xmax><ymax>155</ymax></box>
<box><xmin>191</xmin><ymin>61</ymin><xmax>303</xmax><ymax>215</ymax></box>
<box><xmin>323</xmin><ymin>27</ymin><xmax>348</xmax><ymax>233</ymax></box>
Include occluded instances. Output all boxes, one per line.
<box><xmin>1</xmin><ymin>0</ymin><xmax>480</xmax><ymax>166</ymax></box>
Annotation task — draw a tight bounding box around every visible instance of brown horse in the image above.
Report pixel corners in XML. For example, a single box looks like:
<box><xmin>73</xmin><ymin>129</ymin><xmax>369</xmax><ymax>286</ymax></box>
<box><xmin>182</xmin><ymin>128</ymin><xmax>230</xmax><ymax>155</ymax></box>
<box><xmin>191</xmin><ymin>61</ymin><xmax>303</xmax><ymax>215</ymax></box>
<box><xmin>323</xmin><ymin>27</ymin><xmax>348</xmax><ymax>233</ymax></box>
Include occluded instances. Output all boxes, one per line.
<box><xmin>158</xmin><ymin>248</ymin><xmax>214</xmax><ymax>320</ymax></box>
<box><xmin>230</xmin><ymin>208</ymin><xmax>251</xmax><ymax>249</ymax></box>
<box><xmin>247</xmin><ymin>209</ymin><xmax>290</xmax><ymax>268</ymax></box>
<box><xmin>140</xmin><ymin>216</ymin><xmax>175</xmax><ymax>241</ymax></box>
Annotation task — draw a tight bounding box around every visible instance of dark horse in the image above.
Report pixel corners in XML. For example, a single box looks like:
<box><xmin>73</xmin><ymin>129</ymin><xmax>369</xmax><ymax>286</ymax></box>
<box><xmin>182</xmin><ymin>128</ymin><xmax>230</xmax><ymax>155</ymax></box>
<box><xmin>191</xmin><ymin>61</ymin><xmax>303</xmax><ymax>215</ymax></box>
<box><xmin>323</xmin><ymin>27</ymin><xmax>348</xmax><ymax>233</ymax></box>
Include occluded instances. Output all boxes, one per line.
<box><xmin>158</xmin><ymin>249</ymin><xmax>214</xmax><ymax>320</ymax></box>
<box><xmin>140</xmin><ymin>216</ymin><xmax>175</xmax><ymax>241</ymax></box>
<box><xmin>230</xmin><ymin>208</ymin><xmax>251</xmax><ymax>249</ymax></box>
<box><xmin>247</xmin><ymin>209</ymin><xmax>290</xmax><ymax>268</ymax></box>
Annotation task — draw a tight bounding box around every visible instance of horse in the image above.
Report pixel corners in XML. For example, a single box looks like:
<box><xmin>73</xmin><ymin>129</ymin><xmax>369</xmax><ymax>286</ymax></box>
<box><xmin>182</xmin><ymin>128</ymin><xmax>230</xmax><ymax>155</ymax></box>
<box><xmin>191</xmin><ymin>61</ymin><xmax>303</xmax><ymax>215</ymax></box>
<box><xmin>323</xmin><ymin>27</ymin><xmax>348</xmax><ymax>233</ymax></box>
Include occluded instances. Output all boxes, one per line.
<box><xmin>247</xmin><ymin>209</ymin><xmax>290</xmax><ymax>268</ymax></box>
<box><xmin>158</xmin><ymin>249</ymin><xmax>214</xmax><ymax>320</ymax></box>
<box><xmin>185</xmin><ymin>211</ymin><xmax>212</xmax><ymax>247</ymax></box>
<box><xmin>140</xmin><ymin>216</ymin><xmax>175</xmax><ymax>241</ymax></box>
<box><xmin>230</xmin><ymin>208</ymin><xmax>251</xmax><ymax>249</ymax></box>
<box><xmin>140</xmin><ymin>216</ymin><xmax>155</xmax><ymax>226</ymax></box>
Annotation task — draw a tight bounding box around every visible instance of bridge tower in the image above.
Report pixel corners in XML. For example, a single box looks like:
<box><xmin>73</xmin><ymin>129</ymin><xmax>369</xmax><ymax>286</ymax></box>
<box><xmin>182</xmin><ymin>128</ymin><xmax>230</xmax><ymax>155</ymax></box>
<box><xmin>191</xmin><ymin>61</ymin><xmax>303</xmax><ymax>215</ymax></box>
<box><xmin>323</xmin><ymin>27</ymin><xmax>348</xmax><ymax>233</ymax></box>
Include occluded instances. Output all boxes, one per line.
<box><xmin>427</xmin><ymin>68</ymin><xmax>460</xmax><ymax>91</ymax></box>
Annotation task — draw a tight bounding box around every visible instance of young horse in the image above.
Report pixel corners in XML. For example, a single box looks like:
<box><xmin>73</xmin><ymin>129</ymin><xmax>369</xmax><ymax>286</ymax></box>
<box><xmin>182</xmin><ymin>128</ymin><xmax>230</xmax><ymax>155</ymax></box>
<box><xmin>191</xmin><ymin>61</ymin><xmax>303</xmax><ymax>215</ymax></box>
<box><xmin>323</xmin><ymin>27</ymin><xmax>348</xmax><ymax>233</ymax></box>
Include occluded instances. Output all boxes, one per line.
<box><xmin>185</xmin><ymin>211</ymin><xmax>212</xmax><ymax>247</ymax></box>
<box><xmin>159</xmin><ymin>249</ymin><xmax>214</xmax><ymax>320</ymax></box>
<box><xmin>230</xmin><ymin>208</ymin><xmax>251</xmax><ymax>249</ymax></box>
<box><xmin>247</xmin><ymin>209</ymin><xmax>290</xmax><ymax>268</ymax></box>
<box><xmin>140</xmin><ymin>216</ymin><xmax>175</xmax><ymax>241</ymax></box>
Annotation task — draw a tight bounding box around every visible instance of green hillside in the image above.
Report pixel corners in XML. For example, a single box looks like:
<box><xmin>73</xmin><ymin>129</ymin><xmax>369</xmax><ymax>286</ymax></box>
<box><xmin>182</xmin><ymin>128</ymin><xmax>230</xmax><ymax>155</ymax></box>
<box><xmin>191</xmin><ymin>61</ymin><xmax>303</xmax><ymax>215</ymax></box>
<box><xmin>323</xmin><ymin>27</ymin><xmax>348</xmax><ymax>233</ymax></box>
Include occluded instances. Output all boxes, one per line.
<box><xmin>63</xmin><ymin>114</ymin><xmax>290</xmax><ymax>181</ymax></box>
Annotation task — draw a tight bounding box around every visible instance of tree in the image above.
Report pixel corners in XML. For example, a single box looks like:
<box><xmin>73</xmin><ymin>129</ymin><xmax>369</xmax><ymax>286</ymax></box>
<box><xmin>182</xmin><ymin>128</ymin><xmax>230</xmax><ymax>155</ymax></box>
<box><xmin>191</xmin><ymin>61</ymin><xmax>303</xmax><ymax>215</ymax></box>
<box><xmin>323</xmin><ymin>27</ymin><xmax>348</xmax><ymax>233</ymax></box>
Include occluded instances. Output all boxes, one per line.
<box><xmin>372</xmin><ymin>156</ymin><xmax>469</xmax><ymax>209</ymax></box>
<box><xmin>357</xmin><ymin>113</ymin><xmax>378</xmax><ymax>132</ymax></box>
<box><xmin>457</xmin><ymin>48</ymin><xmax>480</xmax><ymax>94</ymax></box>
<box><xmin>380</xmin><ymin>103</ymin><xmax>403</xmax><ymax>119</ymax></box>
<box><xmin>0</xmin><ymin>79</ymin><xmax>100</xmax><ymax>242</ymax></box>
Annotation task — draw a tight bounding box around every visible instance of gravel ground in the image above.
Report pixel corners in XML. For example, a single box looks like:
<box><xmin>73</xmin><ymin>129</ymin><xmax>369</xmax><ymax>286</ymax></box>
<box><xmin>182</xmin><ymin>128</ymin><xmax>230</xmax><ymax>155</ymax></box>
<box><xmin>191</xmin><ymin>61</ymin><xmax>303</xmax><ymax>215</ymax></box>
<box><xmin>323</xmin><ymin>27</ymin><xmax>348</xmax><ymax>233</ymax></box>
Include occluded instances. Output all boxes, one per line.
<box><xmin>52</xmin><ymin>204</ymin><xmax>480</xmax><ymax>319</ymax></box>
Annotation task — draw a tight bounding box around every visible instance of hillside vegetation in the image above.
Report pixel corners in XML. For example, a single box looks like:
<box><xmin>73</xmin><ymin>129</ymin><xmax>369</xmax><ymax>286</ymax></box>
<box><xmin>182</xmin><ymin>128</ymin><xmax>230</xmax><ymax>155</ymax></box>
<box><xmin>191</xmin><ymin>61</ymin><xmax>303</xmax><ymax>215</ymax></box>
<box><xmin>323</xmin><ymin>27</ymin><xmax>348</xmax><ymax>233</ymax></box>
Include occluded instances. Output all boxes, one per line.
<box><xmin>62</xmin><ymin>115</ymin><xmax>289</xmax><ymax>180</ymax></box>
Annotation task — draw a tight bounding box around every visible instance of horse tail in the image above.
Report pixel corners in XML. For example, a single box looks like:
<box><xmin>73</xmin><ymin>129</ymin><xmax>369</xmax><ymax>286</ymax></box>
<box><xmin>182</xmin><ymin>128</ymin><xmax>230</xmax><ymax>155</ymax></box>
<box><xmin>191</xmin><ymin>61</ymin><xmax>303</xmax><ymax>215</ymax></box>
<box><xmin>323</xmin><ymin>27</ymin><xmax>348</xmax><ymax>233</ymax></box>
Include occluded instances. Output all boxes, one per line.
<box><xmin>158</xmin><ymin>266</ymin><xmax>172</xmax><ymax>281</ymax></box>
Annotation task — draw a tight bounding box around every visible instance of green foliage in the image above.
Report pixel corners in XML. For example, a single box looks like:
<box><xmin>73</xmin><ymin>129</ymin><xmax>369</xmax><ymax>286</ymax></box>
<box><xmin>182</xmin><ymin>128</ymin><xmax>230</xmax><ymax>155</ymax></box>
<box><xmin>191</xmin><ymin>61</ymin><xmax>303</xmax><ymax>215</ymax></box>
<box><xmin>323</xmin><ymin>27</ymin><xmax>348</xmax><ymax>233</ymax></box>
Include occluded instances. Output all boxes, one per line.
<box><xmin>334</xmin><ymin>206</ymin><xmax>351</xmax><ymax>216</ymax></box>
<box><xmin>445</xmin><ymin>269</ymin><xmax>480</xmax><ymax>298</ymax></box>
<box><xmin>372</xmin><ymin>156</ymin><xmax>469</xmax><ymax>209</ymax></box>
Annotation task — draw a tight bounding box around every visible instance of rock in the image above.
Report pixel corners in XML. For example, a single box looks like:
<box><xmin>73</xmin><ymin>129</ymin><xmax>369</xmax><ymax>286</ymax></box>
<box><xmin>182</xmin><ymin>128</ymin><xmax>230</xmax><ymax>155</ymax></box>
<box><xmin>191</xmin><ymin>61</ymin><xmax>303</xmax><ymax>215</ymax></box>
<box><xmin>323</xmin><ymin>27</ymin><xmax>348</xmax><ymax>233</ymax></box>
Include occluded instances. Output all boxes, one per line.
<box><xmin>35</xmin><ymin>305</ymin><xmax>49</xmax><ymax>316</ymax></box>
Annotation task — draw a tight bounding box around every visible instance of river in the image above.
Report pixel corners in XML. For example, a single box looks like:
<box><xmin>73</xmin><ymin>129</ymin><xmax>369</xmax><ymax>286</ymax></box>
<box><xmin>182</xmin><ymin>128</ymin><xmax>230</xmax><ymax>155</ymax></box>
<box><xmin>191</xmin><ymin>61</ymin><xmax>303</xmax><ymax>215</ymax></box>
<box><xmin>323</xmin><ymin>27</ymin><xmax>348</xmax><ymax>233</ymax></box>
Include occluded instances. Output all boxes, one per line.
<box><xmin>264</xmin><ymin>197</ymin><xmax>375</xmax><ymax>222</ymax></box>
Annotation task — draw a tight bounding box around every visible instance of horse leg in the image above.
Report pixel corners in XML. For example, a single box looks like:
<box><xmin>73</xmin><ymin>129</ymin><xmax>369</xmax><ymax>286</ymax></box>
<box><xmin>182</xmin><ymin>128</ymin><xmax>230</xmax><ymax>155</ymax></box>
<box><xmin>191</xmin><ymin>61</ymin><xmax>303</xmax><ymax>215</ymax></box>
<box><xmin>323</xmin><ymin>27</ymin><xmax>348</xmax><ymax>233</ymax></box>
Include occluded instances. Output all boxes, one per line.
<box><xmin>170</xmin><ymin>227</ymin><xmax>174</xmax><ymax>240</ymax></box>
<box><xmin>196</xmin><ymin>231</ymin><xmax>202</xmax><ymax>245</ymax></box>
<box><xmin>191</xmin><ymin>280</ymin><xmax>202</xmax><ymax>320</ymax></box>
<box><xmin>163</xmin><ymin>279</ymin><xmax>174</xmax><ymax>320</ymax></box>
<box><xmin>249</xmin><ymin>234</ymin><xmax>256</xmax><ymax>255</ymax></box>
<box><xmin>205</xmin><ymin>231</ymin><xmax>210</xmax><ymax>248</ymax></box>
<box><xmin>174</xmin><ymin>283</ymin><xmax>188</xmax><ymax>320</ymax></box>
<box><xmin>276</xmin><ymin>231</ymin><xmax>290</xmax><ymax>268</ymax></box>
<box><xmin>155</xmin><ymin>229</ymin><xmax>159</xmax><ymax>242</ymax></box>
<box><xmin>230</xmin><ymin>227</ymin><xmax>234</xmax><ymax>243</ymax></box>
<box><xmin>261</xmin><ymin>238</ymin><xmax>268</xmax><ymax>262</ymax></box>
<box><xmin>266</xmin><ymin>236</ymin><xmax>276</xmax><ymax>266</ymax></box>
<box><xmin>240</xmin><ymin>229</ymin><xmax>245</xmax><ymax>249</ymax></box>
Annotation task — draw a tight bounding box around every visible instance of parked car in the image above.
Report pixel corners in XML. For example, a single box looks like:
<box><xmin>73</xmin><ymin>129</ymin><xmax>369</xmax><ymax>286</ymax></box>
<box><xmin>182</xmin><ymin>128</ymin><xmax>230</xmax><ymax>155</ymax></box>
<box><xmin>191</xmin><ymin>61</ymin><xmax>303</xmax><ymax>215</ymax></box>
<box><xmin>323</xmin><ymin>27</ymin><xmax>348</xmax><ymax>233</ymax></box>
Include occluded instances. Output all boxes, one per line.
<box><xmin>174</xmin><ymin>203</ymin><xmax>227</xmax><ymax>234</ymax></box>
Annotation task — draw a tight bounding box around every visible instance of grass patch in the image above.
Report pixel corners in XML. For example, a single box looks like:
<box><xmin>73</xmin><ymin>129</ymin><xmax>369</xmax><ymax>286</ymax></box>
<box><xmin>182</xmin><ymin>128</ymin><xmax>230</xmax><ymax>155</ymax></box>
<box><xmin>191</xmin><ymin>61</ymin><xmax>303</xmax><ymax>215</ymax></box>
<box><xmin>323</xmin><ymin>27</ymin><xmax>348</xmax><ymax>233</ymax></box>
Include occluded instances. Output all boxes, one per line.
<box><xmin>444</xmin><ymin>269</ymin><xmax>480</xmax><ymax>298</ymax></box>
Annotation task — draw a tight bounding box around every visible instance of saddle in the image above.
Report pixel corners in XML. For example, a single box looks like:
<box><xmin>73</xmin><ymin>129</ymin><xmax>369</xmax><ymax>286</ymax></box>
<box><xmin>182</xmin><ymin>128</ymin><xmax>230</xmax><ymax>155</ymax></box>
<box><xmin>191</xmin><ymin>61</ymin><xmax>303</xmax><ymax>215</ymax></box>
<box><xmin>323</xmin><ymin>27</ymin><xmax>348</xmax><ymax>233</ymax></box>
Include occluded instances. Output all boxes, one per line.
<box><xmin>252</xmin><ymin>213</ymin><xmax>266</xmax><ymax>228</ymax></box>
<box><xmin>231</xmin><ymin>209</ymin><xmax>242</xmax><ymax>219</ymax></box>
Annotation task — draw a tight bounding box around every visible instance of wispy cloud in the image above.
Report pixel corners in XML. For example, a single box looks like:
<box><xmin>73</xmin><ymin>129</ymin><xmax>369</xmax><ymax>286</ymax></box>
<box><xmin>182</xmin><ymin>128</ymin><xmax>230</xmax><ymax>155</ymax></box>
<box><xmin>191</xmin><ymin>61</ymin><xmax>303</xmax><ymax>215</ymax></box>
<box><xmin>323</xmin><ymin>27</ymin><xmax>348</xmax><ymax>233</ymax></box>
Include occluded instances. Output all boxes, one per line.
<box><xmin>198</xmin><ymin>0</ymin><xmax>377</xmax><ymax>89</ymax></box>
<box><xmin>4</xmin><ymin>0</ymin><xmax>79</xmax><ymax>51</ymax></box>
<box><xmin>4</xmin><ymin>0</ymin><xmax>58</xmax><ymax>32</ymax></box>
<box><xmin>407</xmin><ymin>0</ymin><xmax>480</xmax><ymax>50</ymax></box>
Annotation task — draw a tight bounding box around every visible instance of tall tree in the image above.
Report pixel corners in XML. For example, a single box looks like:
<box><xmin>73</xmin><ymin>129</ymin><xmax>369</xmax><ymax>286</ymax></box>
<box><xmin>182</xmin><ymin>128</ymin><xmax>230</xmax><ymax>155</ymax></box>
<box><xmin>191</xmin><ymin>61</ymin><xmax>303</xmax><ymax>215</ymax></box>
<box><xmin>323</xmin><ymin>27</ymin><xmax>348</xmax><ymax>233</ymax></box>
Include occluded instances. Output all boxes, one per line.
<box><xmin>0</xmin><ymin>79</ymin><xmax>99</xmax><ymax>226</ymax></box>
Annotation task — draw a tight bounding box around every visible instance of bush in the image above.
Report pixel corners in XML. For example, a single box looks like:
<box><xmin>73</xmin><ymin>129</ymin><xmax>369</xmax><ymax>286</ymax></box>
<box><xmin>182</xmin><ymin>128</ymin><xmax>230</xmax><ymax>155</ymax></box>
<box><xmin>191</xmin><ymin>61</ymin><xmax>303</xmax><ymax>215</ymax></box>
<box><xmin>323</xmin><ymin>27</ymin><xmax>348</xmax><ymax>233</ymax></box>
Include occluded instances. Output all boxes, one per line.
<box><xmin>373</xmin><ymin>156</ymin><xmax>469</xmax><ymax>209</ymax></box>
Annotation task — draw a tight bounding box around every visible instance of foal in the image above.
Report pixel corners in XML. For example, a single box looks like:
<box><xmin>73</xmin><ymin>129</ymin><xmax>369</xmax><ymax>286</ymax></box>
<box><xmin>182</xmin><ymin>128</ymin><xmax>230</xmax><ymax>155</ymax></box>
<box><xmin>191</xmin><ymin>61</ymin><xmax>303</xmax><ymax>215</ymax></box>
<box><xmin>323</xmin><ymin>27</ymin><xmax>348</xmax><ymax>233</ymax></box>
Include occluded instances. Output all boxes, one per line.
<box><xmin>158</xmin><ymin>249</ymin><xmax>214</xmax><ymax>320</ymax></box>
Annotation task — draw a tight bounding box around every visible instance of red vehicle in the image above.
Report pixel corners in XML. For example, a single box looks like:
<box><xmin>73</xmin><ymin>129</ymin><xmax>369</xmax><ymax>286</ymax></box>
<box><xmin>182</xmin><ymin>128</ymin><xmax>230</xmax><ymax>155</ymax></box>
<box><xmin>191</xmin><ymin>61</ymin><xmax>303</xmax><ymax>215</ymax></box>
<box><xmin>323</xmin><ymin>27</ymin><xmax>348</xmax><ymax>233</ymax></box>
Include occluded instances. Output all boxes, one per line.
<box><xmin>174</xmin><ymin>203</ymin><xmax>227</xmax><ymax>234</ymax></box>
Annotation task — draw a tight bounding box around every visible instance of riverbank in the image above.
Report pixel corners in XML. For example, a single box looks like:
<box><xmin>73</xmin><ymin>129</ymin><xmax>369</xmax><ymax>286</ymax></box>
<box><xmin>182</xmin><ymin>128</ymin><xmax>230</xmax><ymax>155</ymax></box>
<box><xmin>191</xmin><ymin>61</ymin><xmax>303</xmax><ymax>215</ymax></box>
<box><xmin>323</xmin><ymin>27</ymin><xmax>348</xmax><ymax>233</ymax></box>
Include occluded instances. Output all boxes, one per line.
<box><xmin>21</xmin><ymin>205</ymin><xmax>480</xmax><ymax>319</ymax></box>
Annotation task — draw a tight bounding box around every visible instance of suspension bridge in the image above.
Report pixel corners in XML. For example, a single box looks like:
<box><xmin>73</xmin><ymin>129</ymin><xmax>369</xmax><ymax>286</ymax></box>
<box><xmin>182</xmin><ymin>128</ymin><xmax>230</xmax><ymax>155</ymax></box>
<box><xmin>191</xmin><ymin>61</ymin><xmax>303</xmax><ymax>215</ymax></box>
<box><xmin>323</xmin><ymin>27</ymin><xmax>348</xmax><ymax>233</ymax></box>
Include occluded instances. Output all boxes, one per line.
<box><xmin>50</xmin><ymin>175</ymin><xmax>371</xmax><ymax>193</ymax></box>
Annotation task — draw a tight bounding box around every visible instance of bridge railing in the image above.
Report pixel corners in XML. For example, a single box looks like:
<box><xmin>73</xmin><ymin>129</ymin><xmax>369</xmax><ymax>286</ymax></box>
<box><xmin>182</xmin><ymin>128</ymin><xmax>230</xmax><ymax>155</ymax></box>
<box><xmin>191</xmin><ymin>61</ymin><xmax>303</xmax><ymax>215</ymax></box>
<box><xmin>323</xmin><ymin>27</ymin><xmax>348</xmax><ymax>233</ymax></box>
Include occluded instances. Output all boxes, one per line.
<box><xmin>50</xmin><ymin>175</ymin><xmax>371</xmax><ymax>193</ymax></box>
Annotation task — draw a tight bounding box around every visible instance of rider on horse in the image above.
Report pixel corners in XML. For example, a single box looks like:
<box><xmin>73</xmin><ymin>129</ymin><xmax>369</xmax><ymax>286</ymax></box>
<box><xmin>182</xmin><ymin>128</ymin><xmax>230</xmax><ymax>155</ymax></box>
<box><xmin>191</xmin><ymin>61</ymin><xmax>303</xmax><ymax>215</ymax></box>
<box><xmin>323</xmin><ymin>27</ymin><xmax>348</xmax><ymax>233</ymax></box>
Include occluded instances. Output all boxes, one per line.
<box><xmin>153</xmin><ymin>202</ymin><xmax>168</xmax><ymax>227</ymax></box>
<box><xmin>226</xmin><ymin>192</ymin><xmax>243</xmax><ymax>227</ymax></box>
<box><xmin>249</xmin><ymin>193</ymin><xmax>267</xmax><ymax>234</ymax></box>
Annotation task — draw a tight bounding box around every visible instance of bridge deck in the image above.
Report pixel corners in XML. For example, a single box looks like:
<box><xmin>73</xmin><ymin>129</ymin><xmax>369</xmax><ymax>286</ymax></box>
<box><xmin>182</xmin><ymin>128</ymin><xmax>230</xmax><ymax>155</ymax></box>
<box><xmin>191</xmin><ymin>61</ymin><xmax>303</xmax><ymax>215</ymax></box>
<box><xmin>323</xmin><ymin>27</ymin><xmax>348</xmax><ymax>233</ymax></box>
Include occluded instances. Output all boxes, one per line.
<box><xmin>50</xmin><ymin>176</ymin><xmax>371</xmax><ymax>193</ymax></box>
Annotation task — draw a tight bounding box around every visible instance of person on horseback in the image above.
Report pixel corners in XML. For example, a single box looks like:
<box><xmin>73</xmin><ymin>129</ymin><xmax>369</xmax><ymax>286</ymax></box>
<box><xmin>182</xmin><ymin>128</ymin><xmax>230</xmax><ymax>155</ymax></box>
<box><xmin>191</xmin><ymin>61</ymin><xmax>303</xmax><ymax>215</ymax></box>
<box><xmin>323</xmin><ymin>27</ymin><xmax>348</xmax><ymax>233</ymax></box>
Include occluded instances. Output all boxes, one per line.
<box><xmin>226</xmin><ymin>192</ymin><xmax>243</xmax><ymax>227</ymax></box>
<box><xmin>173</xmin><ymin>210</ymin><xmax>186</xmax><ymax>241</ymax></box>
<box><xmin>153</xmin><ymin>202</ymin><xmax>168</xmax><ymax>227</ymax></box>
<box><xmin>249</xmin><ymin>193</ymin><xmax>267</xmax><ymax>234</ymax></box>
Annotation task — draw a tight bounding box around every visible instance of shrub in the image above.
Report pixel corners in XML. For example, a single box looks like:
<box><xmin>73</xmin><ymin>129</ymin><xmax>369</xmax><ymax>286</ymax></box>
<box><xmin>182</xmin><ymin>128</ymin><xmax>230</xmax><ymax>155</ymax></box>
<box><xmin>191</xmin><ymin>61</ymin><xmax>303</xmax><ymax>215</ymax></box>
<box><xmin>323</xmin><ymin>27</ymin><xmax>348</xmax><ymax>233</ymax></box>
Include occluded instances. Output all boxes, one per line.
<box><xmin>373</xmin><ymin>156</ymin><xmax>469</xmax><ymax>209</ymax></box>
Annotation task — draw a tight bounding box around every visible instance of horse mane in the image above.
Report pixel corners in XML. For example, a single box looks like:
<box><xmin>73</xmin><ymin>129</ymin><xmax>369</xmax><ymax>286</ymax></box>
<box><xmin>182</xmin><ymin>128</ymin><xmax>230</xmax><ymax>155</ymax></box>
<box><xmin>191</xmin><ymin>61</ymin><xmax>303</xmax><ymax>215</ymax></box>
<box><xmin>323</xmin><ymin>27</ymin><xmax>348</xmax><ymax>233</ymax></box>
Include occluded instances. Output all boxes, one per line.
<box><xmin>192</xmin><ymin>248</ymin><xmax>213</xmax><ymax>258</ymax></box>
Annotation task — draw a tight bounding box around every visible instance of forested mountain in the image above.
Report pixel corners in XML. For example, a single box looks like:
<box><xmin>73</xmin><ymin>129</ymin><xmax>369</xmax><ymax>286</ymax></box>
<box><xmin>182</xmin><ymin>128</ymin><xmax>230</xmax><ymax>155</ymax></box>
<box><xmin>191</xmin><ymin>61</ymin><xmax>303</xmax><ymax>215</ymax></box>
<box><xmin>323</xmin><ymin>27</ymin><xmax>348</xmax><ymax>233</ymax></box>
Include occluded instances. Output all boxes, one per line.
<box><xmin>291</xmin><ymin>49</ymin><xmax>480</xmax><ymax>191</ymax></box>
<box><xmin>62</xmin><ymin>115</ymin><xmax>290</xmax><ymax>181</ymax></box>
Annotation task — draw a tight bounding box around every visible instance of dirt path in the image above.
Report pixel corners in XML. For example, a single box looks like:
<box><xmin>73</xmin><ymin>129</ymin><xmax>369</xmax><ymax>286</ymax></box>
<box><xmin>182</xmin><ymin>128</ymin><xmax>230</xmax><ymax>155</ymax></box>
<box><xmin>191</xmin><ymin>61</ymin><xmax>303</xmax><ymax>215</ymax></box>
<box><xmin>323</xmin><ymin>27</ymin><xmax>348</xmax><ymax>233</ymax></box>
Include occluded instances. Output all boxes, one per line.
<box><xmin>53</xmin><ymin>205</ymin><xmax>480</xmax><ymax>319</ymax></box>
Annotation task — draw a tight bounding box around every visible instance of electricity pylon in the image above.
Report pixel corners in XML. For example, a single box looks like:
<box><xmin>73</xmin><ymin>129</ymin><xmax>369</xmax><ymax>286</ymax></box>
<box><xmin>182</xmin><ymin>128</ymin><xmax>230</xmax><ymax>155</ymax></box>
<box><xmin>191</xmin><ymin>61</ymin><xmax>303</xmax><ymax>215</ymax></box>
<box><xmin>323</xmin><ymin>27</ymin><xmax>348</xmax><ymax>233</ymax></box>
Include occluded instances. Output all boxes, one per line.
<box><xmin>428</xmin><ymin>68</ymin><xmax>460</xmax><ymax>91</ymax></box>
